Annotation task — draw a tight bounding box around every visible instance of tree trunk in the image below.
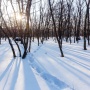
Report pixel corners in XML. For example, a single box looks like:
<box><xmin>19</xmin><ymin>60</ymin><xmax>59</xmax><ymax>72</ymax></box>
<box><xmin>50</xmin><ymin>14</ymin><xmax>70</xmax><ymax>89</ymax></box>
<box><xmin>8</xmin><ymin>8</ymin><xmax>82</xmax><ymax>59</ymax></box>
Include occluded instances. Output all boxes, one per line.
<box><xmin>48</xmin><ymin>0</ymin><xmax>64</xmax><ymax>57</ymax></box>
<box><xmin>0</xmin><ymin>26</ymin><xmax>16</xmax><ymax>58</ymax></box>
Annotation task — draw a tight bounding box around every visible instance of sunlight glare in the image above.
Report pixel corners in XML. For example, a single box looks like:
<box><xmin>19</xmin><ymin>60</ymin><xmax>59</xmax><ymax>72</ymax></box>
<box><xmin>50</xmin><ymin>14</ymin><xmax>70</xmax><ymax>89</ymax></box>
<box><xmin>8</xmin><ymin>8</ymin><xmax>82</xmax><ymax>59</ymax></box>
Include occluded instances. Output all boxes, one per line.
<box><xmin>16</xmin><ymin>13</ymin><xmax>22</xmax><ymax>20</ymax></box>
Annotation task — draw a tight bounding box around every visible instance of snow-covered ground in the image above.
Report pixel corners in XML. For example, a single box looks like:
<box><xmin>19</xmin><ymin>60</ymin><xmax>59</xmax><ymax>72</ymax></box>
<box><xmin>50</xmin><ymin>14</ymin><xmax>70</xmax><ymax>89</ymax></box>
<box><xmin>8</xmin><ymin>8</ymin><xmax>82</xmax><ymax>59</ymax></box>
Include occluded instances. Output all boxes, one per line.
<box><xmin>0</xmin><ymin>38</ymin><xmax>90</xmax><ymax>90</ymax></box>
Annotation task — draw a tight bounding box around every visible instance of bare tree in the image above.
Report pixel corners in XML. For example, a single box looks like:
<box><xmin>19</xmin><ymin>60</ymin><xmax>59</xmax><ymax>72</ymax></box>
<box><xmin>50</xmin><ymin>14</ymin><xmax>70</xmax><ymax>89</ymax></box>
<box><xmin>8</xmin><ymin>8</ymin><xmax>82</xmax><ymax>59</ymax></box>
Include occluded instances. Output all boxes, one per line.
<box><xmin>83</xmin><ymin>0</ymin><xmax>90</xmax><ymax>50</ymax></box>
<box><xmin>22</xmin><ymin>0</ymin><xmax>32</xmax><ymax>59</ymax></box>
<box><xmin>48</xmin><ymin>0</ymin><xmax>64</xmax><ymax>57</ymax></box>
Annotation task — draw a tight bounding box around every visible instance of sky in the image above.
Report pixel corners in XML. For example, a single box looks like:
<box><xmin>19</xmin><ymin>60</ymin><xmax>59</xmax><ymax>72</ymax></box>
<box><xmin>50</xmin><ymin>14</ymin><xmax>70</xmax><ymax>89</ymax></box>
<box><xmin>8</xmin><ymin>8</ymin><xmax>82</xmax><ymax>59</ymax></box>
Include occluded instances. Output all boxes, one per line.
<box><xmin>0</xmin><ymin>0</ymin><xmax>87</xmax><ymax>27</ymax></box>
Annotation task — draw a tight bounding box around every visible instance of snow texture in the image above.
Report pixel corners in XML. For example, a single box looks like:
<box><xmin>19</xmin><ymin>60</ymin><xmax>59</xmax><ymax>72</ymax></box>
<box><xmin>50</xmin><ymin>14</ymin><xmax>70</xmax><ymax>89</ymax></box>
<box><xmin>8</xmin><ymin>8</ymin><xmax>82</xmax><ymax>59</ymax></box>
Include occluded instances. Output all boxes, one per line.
<box><xmin>0</xmin><ymin>38</ymin><xmax>90</xmax><ymax>90</ymax></box>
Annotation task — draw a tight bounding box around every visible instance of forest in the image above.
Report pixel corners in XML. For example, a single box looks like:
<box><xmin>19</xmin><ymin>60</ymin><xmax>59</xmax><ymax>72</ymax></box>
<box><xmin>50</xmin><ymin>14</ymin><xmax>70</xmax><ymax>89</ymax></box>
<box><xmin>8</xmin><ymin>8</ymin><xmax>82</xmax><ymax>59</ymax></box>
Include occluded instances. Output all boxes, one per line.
<box><xmin>0</xmin><ymin>0</ymin><xmax>90</xmax><ymax>90</ymax></box>
<box><xmin>0</xmin><ymin>0</ymin><xmax>89</xmax><ymax>58</ymax></box>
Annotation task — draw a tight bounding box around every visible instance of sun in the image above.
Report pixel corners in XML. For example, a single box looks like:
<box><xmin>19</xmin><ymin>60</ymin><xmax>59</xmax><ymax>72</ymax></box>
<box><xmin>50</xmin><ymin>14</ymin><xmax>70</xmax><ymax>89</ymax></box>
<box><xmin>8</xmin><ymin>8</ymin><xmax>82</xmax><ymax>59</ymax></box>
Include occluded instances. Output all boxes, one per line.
<box><xmin>16</xmin><ymin>13</ymin><xmax>22</xmax><ymax>20</ymax></box>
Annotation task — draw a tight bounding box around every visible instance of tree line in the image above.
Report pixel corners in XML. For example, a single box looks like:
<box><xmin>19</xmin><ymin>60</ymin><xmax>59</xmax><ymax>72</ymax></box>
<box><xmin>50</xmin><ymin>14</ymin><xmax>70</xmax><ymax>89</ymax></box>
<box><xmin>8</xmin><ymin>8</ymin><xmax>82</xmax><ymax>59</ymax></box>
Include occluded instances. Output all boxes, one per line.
<box><xmin>0</xmin><ymin>0</ymin><xmax>90</xmax><ymax>58</ymax></box>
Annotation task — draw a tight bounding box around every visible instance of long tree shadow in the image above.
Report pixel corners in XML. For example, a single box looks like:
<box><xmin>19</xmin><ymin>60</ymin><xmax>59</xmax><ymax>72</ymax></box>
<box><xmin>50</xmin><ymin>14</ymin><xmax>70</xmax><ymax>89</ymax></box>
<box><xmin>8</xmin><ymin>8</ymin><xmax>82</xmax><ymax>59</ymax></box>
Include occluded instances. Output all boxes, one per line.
<box><xmin>65</xmin><ymin>55</ymin><xmax>90</xmax><ymax>70</ymax></box>
<box><xmin>22</xmin><ymin>58</ymin><xmax>41</xmax><ymax>90</ymax></box>
<box><xmin>46</xmin><ymin>44</ymin><xmax>90</xmax><ymax>63</ymax></box>
<box><xmin>0</xmin><ymin>57</ymin><xmax>21</xmax><ymax>90</ymax></box>
<box><xmin>35</xmin><ymin>48</ymin><xmax>90</xmax><ymax>86</ymax></box>
<box><xmin>0</xmin><ymin>48</ymin><xmax>10</xmax><ymax>63</ymax></box>
<box><xmin>9</xmin><ymin>57</ymin><xmax>21</xmax><ymax>90</ymax></box>
<box><xmin>28</xmin><ymin>54</ymin><xmax>71</xmax><ymax>90</ymax></box>
<box><xmin>54</xmin><ymin>57</ymin><xmax>90</xmax><ymax>85</ymax></box>
<box><xmin>42</xmin><ymin>46</ymin><xmax>90</xmax><ymax>68</ymax></box>
<box><xmin>0</xmin><ymin>58</ymin><xmax>14</xmax><ymax>81</ymax></box>
<box><xmin>63</xmin><ymin>47</ymin><xmax>90</xmax><ymax>61</ymax></box>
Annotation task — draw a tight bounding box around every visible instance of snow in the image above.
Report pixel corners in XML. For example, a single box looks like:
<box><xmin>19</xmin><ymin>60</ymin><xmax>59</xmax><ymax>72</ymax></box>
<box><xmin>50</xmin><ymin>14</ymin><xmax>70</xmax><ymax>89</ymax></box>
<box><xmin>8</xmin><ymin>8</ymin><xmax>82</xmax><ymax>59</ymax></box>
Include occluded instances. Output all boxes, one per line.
<box><xmin>0</xmin><ymin>38</ymin><xmax>90</xmax><ymax>90</ymax></box>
